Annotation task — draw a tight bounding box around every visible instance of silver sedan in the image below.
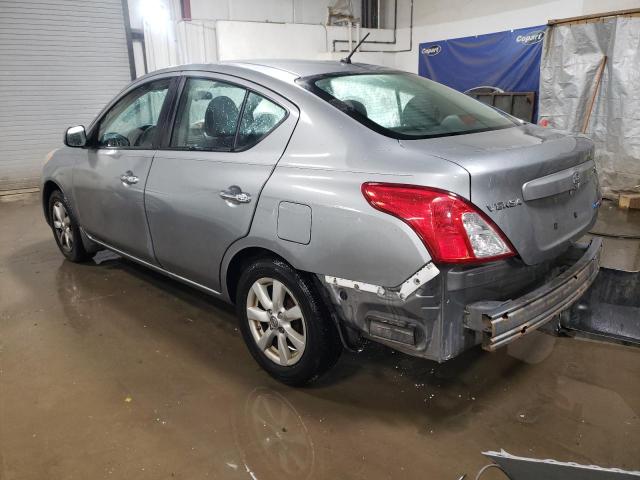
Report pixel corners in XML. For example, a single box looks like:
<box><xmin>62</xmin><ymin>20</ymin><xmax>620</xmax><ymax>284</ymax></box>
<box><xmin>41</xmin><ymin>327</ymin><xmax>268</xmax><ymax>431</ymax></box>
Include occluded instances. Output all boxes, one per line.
<box><xmin>42</xmin><ymin>60</ymin><xmax>602</xmax><ymax>385</ymax></box>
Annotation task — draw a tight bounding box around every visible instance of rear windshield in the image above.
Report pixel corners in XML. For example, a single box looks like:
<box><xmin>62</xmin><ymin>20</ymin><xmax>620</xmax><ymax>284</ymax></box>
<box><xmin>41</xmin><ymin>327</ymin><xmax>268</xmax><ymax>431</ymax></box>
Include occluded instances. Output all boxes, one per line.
<box><xmin>304</xmin><ymin>73</ymin><xmax>517</xmax><ymax>139</ymax></box>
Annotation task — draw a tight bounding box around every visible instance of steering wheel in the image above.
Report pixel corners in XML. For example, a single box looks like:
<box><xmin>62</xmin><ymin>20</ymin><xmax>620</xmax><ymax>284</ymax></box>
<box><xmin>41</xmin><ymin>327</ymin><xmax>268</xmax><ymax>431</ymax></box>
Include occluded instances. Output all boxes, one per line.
<box><xmin>135</xmin><ymin>125</ymin><xmax>157</xmax><ymax>148</ymax></box>
<box><xmin>101</xmin><ymin>132</ymin><xmax>130</xmax><ymax>147</ymax></box>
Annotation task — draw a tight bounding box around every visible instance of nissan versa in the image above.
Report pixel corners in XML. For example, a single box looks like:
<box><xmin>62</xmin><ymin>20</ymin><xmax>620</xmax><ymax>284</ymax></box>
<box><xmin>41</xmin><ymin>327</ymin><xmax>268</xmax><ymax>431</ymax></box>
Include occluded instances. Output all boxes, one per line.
<box><xmin>42</xmin><ymin>60</ymin><xmax>602</xmax><ymax>385</ymax></box>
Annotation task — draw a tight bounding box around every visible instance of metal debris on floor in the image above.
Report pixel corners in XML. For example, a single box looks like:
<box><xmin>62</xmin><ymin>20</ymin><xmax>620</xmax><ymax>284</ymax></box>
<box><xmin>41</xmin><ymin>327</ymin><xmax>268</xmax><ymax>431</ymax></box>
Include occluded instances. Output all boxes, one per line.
<box><xmin>482</xmin><ymin>450</ymin><xmax>640</xmax><ymax>480</ymax></box>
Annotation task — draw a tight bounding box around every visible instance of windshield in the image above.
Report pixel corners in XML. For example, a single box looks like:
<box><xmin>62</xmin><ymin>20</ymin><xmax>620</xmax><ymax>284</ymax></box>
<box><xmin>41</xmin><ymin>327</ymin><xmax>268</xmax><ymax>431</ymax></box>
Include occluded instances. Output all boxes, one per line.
<box><xmin>307</xmin><ymin>73</ymin><xmax>516</xmax><ymax>139</ymax></box>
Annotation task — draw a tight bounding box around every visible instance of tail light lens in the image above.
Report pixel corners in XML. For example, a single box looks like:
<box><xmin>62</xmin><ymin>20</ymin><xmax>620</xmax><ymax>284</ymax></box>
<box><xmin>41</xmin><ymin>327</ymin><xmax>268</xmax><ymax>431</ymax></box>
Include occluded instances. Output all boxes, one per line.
<box><xmin>361</xmin><ymin>183</ymin><xmax>515</xmax><ymax>264</ymax></box>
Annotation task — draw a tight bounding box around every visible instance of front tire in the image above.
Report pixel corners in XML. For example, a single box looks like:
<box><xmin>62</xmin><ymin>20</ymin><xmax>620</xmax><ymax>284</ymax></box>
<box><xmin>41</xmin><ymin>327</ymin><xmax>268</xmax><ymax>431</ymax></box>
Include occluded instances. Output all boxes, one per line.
<box><xmin>236</xmin><ymin>258</ymin><xmax>342</xmax><ymax>386</ymax></box>
<box><xmin>48</xmin><ymin>190</ymin><xmax>92</xmax><ymax>262</ymax></box>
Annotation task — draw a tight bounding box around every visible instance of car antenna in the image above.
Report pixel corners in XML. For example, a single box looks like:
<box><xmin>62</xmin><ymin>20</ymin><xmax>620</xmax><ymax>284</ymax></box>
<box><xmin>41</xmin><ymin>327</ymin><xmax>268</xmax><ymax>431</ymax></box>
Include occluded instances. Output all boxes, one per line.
<box><xmin>341</xmin><ymin>32</ymin><xmax>370</xmax><ymax>64</ymax></box>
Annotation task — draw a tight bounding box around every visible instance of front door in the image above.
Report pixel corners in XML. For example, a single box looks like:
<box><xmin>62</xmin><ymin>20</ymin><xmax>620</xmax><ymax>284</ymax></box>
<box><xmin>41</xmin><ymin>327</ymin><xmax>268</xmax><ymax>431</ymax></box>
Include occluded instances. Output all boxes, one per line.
<box><xmin>144</xmin><ymin>74</ymin><xmax>298</xmax><ymax>291</ymax></box>
<box><xmin>73</xmin><ymin>77</ymin><xmax>175</xmax><ymax>262</ymax></box>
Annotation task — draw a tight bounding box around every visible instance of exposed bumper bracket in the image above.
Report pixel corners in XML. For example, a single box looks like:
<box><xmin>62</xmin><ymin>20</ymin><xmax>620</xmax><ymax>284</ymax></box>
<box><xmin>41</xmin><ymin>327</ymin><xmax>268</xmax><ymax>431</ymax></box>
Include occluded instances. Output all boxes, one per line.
<box><xmin>324</xmin><ymin>262</ymin><xmax>440</xmax><ymax>301</ymax></box>
<box><xmin>465</xmin><ymin>238</ymin><xmax>602</xmax><ymax>351</ymax></box>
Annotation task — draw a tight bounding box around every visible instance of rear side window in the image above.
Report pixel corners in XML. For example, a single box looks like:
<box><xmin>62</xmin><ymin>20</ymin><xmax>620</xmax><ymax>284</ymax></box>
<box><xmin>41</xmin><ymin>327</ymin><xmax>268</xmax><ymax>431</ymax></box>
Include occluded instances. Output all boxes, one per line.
<box><xmin>172</xmin><ymin>78</ymin><xmax>246</xmax><ymax>151</ymax></box>
<box><xmin>171</xmin><ymin>78</ymin><xmax>287</xmax><ymax>152</ymax></box>
<box><xmin>236</xmin><ymin>92</ymin><xmax>286</xmax><ymax>150</ymax></box>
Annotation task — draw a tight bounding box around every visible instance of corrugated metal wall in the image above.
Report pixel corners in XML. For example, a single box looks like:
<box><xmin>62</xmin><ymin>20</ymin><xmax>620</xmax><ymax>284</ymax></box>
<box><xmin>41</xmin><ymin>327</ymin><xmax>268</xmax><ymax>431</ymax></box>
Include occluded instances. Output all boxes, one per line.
<box><xmin>0</xmin><ymin>0</ymin><xmax>133</xmax><ymax>191</ymax></box>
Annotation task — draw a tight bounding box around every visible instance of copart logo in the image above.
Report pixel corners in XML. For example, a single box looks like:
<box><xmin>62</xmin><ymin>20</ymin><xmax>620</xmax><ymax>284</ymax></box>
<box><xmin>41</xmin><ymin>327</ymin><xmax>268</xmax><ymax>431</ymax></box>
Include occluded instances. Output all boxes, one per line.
<box><xmin>421</xmin><ymin>45</ymin><xmax>442</xmax><ymax>56</ymax></box>
<box><xmin>516</xmin><ymin>30</ymin><xmax>545</xmax><ymax>45</ymax></box>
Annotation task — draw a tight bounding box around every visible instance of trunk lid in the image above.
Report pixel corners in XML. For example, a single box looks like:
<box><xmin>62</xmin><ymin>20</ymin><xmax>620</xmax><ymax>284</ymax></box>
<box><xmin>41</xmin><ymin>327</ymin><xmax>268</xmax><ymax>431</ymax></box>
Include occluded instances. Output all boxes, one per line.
<box><xmin>401</xmin><ymin>125</ymin><xmax>600</xmax><ymax>265</ymax></box>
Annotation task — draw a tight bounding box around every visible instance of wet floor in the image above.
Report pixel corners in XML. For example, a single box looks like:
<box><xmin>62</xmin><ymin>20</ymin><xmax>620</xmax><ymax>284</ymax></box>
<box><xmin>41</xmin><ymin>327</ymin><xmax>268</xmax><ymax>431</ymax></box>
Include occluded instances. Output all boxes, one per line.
<box><xmin>1</xmin><ymin>195</ymin><xmax>639</xmax><ymax>480</ymax></box>
<box><xmin>587</xmin><ymin>200</ymin><xmax>640</xmax><ymax>272</ymax></box>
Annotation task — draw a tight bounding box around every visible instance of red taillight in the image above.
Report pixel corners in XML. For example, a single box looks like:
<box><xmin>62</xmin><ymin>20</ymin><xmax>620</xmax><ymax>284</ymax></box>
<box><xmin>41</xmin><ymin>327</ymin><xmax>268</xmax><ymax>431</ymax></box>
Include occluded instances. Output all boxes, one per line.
<box><xmin>361</xmin><ymin>183</ymin><xmax>515</xmax><ymax>264</ymax></box>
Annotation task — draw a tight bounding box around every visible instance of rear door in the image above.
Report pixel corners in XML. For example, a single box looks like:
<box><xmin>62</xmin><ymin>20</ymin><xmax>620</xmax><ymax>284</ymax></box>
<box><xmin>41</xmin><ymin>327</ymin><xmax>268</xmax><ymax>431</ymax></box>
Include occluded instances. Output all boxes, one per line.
<box><xmin>73</xmin><ymin>76</ymin><xmax>177</xmax><ymax>262</ymax></box>
<box><xmin>144</xmin><ymin>73</ymin><xmax>298</xmax><ymax>292</ymax></box>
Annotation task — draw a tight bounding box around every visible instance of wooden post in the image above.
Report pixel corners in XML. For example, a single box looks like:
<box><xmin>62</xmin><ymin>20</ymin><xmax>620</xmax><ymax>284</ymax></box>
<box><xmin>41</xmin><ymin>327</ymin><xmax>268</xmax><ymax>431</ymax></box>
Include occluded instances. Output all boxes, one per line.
<box><xmin>581</xmin><ymin>55</ymin><xmax>607</xmax><ymax>134</ymax></box>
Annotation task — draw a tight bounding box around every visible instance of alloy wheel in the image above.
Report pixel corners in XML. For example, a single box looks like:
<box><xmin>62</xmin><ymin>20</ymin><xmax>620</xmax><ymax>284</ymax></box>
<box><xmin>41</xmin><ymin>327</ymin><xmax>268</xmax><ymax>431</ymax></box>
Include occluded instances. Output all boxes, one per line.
<box><xmin>246</xmin><ymin>277</ymin><xmax>307</xmax><ymax>366</ymax></box>
<box><xmin>52</xmin><ymin>201</ymin><xmax>73</xmax><ymax>253</ymax></box>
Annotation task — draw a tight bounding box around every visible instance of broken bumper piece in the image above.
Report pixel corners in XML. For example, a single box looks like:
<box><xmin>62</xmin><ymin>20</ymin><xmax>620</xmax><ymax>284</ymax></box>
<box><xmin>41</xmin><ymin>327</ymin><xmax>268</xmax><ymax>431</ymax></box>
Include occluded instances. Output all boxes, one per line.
<box><xmin>483</xmin><ymin>450</ymin><xmax>640</xmax><ymax>480</ymax></box>
<box><xmin>465</xmin><ymin>238</ymin><xmax>602</xmax><ymax>351</ymax></box>
<box><xmin>324</xmin><ymin>262</ymin><xmax>439</xmax><ymax>300</ymax></box>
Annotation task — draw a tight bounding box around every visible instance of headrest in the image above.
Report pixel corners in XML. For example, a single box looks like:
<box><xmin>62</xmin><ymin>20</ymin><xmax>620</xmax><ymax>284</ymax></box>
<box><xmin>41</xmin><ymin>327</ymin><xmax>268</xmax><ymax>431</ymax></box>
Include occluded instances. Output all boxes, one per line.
<box><xmin>402</xmin><ymin>96</ymin><xmax>437</xmax><ymax>126</ymax></box>
<box><xmin>343</xmin><ymin>99</ymin><xmax>368</xmax><ymax>117</ymax></box>
<box><xmin>204</xmin><ymin>96</ymin><xmax>239</xmax><ymax>137</ymax></box>
<box><xmin>193</xmin><ymin>90</ymin><xmax>213</xmax><ymax>101</ymax></box>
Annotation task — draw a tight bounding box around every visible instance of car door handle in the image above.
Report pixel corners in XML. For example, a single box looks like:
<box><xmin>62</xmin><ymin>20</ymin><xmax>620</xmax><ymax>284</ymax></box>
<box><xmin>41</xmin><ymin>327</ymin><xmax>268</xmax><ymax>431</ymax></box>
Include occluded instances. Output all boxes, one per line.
<box><xmin>219</xmin><ymin>186</ymin><xmax>251</xmax><ymax>204</ymax></box>
<box><xmin>120</xmin><ymin>171</ymin><xmax>139</xmax><ymax>185</ymax></box>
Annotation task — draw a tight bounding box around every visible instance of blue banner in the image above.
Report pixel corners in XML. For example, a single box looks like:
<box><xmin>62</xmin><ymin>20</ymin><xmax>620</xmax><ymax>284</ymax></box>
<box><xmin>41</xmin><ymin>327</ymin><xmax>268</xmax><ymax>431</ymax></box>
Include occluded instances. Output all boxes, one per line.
<box><xmin>418</xmin><ymin>26</ymin><xmax>546</xmax><ymax>119</ymax></box>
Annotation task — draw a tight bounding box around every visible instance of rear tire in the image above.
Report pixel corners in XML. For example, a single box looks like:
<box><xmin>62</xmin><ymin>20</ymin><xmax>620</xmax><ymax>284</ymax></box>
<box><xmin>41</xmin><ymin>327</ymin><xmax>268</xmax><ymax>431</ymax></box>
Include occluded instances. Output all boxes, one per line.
<box><xmin>236</xmin><ymin>257</ymin><xmax>342</xmax><ymax>386</ymax></box>
<box><xmin>48</xmin><ymin>190</ymin><xmax>92</xmax><ymax>263</ymax></box>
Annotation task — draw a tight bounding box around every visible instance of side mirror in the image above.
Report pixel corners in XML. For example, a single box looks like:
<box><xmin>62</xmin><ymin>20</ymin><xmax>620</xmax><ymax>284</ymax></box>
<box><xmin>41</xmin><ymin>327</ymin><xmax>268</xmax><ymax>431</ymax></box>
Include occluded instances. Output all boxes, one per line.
<box><xmin>65</xmin><ymin>125</ymin><xmax>86</xmax><ymax>147</ymax></box>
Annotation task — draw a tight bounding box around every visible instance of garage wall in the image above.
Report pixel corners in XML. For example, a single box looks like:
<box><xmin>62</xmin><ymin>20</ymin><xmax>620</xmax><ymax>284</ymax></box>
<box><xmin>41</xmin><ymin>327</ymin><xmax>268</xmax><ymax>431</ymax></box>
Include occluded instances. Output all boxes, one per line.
<box><xmin>0</xmin><ymin>0</ymin><xmax>133</xmax><ymax>191</ymax></box>
<box><xmin>180</xmin><ymin>0</ymin><xmax>394</xmax><ymax>28</ymax></box>
<box><xmin>138</xmin><ymin>0</ymin><xmax>400</xmax><ymax>71</ymax></box>
<box><xmin>145</xmin><ymin>19</ymin><xmax>398</xmax><ymax>69</ymax></box>
<box><xmin>189</xmin><ymin>0</ymin><xmax>362</xmax><ymax>24</ymax></box>
<box><xmin>393</xmin><ymin>0</ymin><xmax>640</xmax><ymax>73</ymax></box>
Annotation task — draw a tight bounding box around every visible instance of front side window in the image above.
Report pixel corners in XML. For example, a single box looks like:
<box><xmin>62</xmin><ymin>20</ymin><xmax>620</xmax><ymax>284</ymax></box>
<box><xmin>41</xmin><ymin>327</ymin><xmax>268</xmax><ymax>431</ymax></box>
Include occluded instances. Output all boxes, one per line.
<box><xmin>97</xmin><ymin>79</ymin><xmax>170</xmax><ymax>148</ymax></box>
<box><xmin>308</xmin><ymin>73</ymin><xmax>516</xmax><ymax>139</ymax></box>
<box><xmin>171</xmin><ymin>78</ymin><xmax>246</xmax><ymax>151</ymax></box>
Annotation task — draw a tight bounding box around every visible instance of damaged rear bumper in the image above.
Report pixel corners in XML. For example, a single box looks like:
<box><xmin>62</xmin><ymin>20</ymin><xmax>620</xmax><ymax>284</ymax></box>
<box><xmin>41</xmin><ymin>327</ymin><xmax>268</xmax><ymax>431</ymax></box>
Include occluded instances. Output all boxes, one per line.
<box><xmin>464</xmin><ymin>238</ymin><xmax>602</xmax><ymax>351</ymax></box>
<box><xmin>319</xmin><ymin>239</ymin><xmax>602</xmax><ymax>362</ymax></box>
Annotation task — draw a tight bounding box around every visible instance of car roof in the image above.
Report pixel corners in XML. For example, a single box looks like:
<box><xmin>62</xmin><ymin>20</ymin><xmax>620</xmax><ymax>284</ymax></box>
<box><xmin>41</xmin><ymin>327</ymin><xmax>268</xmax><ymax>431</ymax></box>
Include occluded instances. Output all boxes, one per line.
<box><xmin>227</xmin><ymin>59</ymin><xmax>395</xmax><ymax>78</ymax></box>
<box><xmin>144</xmin><ymin>59</ymin><xmax>397</xmax><ymax>83</ymax></box>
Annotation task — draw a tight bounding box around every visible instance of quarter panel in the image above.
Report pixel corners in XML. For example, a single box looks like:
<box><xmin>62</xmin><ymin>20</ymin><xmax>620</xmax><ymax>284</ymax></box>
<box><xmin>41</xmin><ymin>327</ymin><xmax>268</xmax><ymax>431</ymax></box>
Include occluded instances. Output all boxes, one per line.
<box><xmin>229</xmin><ymin>167</ymin><xmax>431</xmax><ymax>289</ymax></box>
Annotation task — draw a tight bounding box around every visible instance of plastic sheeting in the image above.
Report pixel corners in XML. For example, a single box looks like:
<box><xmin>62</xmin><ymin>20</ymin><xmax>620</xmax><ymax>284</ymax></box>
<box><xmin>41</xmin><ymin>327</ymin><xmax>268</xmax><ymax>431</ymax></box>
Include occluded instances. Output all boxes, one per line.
<box><xmin>539</xmin><ymin>16</ymin><xmax>640</xmax><ymax>196</ymax></box>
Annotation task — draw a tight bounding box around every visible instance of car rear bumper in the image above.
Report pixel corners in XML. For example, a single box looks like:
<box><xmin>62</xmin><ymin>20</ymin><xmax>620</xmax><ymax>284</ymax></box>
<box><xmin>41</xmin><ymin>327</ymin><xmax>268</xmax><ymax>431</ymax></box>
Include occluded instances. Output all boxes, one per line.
<box><xmin>464</xmin><ymin>238</ymin><xmax>602</xmax><ymax>351</ymax></box>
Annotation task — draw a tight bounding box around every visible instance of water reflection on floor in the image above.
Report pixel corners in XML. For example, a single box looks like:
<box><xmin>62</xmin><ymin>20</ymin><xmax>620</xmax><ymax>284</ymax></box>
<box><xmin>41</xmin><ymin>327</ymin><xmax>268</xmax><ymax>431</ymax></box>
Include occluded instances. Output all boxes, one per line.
<box><xmin>1</xmin><ymin>197</ymin><xmax>639</xmax><ymax>479</ymax></box>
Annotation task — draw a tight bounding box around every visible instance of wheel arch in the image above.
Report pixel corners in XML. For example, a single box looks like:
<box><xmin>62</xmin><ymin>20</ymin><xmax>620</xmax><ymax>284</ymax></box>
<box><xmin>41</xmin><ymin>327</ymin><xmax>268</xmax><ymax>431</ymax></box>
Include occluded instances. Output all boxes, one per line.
<box><xmin>223</xmin><ymin>246</ymin><xmax>292</xmax><ymax>304</ymax></box>
<box><xmin>222</xmin><ymin>241</ymin><xmax>360</xmax><ymax>353</ymax></box>
<box><xmin>42</xmin><ymin>180</ymin><xmax>64</xmax><ymax>225</ymax></box>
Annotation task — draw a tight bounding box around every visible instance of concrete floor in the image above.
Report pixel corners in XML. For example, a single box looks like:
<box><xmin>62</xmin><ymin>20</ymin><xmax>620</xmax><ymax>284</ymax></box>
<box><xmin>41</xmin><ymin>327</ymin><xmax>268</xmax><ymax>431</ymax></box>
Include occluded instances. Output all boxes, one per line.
<box><xmin>1</xmin><ymin>195</ymin><xmax>639</xmax><ymax>480</ymax></box>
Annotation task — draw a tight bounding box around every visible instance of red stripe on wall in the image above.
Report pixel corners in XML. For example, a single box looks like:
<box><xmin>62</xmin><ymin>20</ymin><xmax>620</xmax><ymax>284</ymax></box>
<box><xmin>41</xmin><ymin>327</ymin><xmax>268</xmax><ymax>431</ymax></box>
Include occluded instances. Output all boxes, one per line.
<box><xmin>181</xmin><ymin>0</ymin><xmax>191</xmax><ymax>20</ymax></box>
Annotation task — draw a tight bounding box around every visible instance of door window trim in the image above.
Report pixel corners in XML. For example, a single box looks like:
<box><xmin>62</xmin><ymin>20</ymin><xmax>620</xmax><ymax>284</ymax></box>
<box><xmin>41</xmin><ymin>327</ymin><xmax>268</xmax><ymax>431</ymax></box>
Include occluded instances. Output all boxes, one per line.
<box><xmin>163</xmin><ymin>74</ymin><xmax>290</xmax><ymax>154</ymax></box>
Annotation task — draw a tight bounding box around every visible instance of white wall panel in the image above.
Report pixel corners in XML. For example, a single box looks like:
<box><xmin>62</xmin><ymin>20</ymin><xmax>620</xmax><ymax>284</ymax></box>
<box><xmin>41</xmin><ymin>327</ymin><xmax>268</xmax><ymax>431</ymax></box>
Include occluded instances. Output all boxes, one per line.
<box><xmin>215</xmin><ymin>21</ymin><xmax>327</xmax><ymax>61</ymax></box>
<box><xmin>188</xmin><ymin>0</ymin><xmax>363</xmax><ymax>25</ymax></box>
<box><xmin>0</xmin><ymin>0</ymin><xmax>132</xmax><ymax>191</ymax></box>
<box><xmin>176</xmin><ymin>21</ymin><xmax>218</xmax><ymax>64</ymax></box>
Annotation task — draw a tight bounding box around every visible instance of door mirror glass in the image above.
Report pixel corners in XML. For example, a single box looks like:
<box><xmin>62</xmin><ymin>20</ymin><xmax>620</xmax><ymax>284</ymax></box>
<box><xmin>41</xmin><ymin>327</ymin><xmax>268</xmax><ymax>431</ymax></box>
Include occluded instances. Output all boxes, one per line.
<box><xmin>65</xmin><ymin>125</ymin><xmax>86</xmax><ymax>147</ymax></box>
